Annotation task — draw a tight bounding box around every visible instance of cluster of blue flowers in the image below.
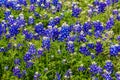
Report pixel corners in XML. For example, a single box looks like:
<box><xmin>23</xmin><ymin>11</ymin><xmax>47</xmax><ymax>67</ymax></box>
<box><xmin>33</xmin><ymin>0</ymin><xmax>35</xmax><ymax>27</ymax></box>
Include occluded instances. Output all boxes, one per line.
<box><xmin>0</xmin><ymin>0</ymin><xmax>120</xmax><ymax>80</ymax></box>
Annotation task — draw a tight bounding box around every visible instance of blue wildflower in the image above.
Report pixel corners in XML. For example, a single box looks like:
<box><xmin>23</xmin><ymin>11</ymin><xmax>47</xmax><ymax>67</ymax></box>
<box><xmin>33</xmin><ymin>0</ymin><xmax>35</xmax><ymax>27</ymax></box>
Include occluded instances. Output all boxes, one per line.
<box><xmin>64</xmin><ymin>69</ymin><xmax>72</xmax><ymax>78</ymax></box>
<box><xmin>117</xmin><ymin>14</ymin><xmax>120</xmax><ymax>21</ymax></box>
<box><xmin>110</xmin><ymin>45</ymin><xmax>119</xmax><ymax>56</ymax></box>
<box><xmin>12</xmin><ymin>66</ymin><xmax>22</xmax><ymax>78</ymax></box>
<box><xmin>30</xmin><ymin>0</ymin><xmax>37</xmax><ymax>4</ymax></box>
<box><xmin>98</xmin><ymin>2</ymin><xmax>106</xmax><ymax>13</ymax></box>
<box><xmin>78</xmin><ymin>31</ymin><xmax>87</xmax><ymax>42</ymax></box>
<box><xmin>26</xmin><ymin>60</ymin><xmax>33</xmax><ymax>68</ymax></box>
<box><xmin>37</xmin><ymin>48</ymin><xmax>44</xmax><ymax>58</ymax></box>
<box><xmin>28</xmin><ymin>43</ymin><xmax>37</xmax><ymax>55</ymax></box>
<box><xmin>58</xmin><ymin>23</ymin><xmax>70</xmax><ymax>41</ymax></box>
<box><xmin>56</xmin><ymin>72</ymin><xmax>61</xmax><ymax>80</ymax></box>
<box><xmin>102</xmin><ymin>70</ymin><xmax>113</xmax><ymax>80</ymax></box>
<box><xmin>34</xmin><ymin>72</ymin><xmax>41</xmax><ymax>80</ymax></box>
<box><xmin>87</xmin><ymin>42</ymin><xmax>94</xmax><ymax>49</ymax></box>
<box><xmin>14</xmin><ymin>58</ymin><xmax>21</xmax><ymax>65</ymax></box>
<box><xmin>28</xmin><ymin>16</ymin><xmax>34</xmax><ymax>25</ymax></box>
<box><xmin>23</xmin><ymin>52</ymin><xmax>32</xmax><ymax>62</ymax></box>
<box><xmin>78</xmin><ymin>64</ymin><xmax>86</xmax><ymax>72</ymax></box>
<box><xmin>89</xmin><ymin>62</ymin><xmax>103</xmax><ymax>75</ymax></box>
<box><xmin>42</xmin><ymin>36</ymin><xmax>51</xmax><ymax>50</ymax></box>
<box><xmin>95</xmin><ymin>40</ymin><xmax>103</xmax><ymax>55</ymax></box>
<box><xmin>4</xmin><ymin>9</ymin><xmax>11</xmax><ymax>20</ymax></box>
<box><xmin>34</xmin><ymin>22</ymin><xmax>44</xmax><ymax>36</ymax></box>
<box><xmin>29</xmin><ymin>4</ymin><xmax>35</xmax><ymax>12</ymax></box>
<box><xmin>66</xmin><ymin>41</ymin><xmax>74</xmax><ymax>53</ymax></box>
<box><xmin>112</xmin><ymin>9</ymin><xmax>119</xmax><ymax>15</ymax></box>
<box><xmin>72</xmin><ymin>4</ymin><xmax>82</xmax><ymax>17</ymax></box>
<box><xmin>104</xmin><ymin>60</ymin><xmax>114</xmax><ymax>74</ymax></box>
<box><xmin>79</xmin><ymin>44</ymin><xmax>91</xmax><ymax>56</ymax></box>
<box><xmin>115</xmin><ymin>71</ymin><xmax>120</xmax><ymax>80</ymax></box>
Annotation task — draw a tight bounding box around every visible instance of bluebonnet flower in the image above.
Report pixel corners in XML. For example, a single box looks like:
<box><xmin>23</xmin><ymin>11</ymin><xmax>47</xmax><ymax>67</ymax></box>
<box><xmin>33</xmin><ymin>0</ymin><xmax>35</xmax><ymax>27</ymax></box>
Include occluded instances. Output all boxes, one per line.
<box><xmin>78</xmin><ymin>64</ymin><xmax>86</xmax><ymax>72</ymax></box>
<box><xmin>88</xmin><ymin>9</ymin><xmax>93</xmax><ymax>17</ymax></box>
<box><xmin>98</xmin><ymin>2</ymin><xmax>106</xmax><ymax>13</ymax></box>
<box><xmin>117</xmin><ymin>14</ymin><xmax>120</xmax><ymax>21</ymax></box>
<box><xmin>4</xmin><ymin>9</ymin><xmax>11</xmax><ymax>20</ymax></box>
<box><xmin>42</xmin><ymin>36</ymin><xmax>51</xmax><ymax>50</ymax></box>
<box><xmin>102</xmin><ymin>70</ymin><xmax>113</xmax><ymax>80</ymax></box>
<box><xmin>37</xmin><ymin>48</ymin><xmax>44</xmax><ymax>58</ymax></box>
<box><xmin>87</xmin><ymin>42</ymin><xmax>94</xmax><ymax>49</ymax></box>
<box><xmin>44</xmin><ymin>26</ymin><xmax>54</xmax><ymax>40</ymax></box>
<box><xmin>115</xmin><ymin>71</ymin><xmax>120</xmax><ymax>80</ymax></box>
<box><xmin>56</xmin><ymin>72</ymin><xmax>61</xmax><ymax>80</ymax></box>
<box><xmin>104</xmin><ymin>60</ymin><xmax>114</xmax><ymax>74</ymax></box>
<box><xmin>112</xmin><ymin>9</ymin><xmax>119</xmax><ymax>15</ymax></box>
<box><xmin>72</xmin><ymin>4</ymin><xmax>82</xmax><ymax>17</ymax></box>
<box><xmin>48</xmin><ymin>17</ymin><xmax>61</xmax><ymax>27</ymax></box>
<box><xmin>64</xmin><ymin>69</ymin><xmax>72</xmax><ymax>78</ymax></box>
<box><xmin>17</xmin><ymin>13</ymin><xmax>26</xmax><ymax>27</ymax></box>
<box><xmin>106</xmin><ymin>0</ymin><xmax>111</xmax><ymax>6</ymax></box>
<box><xmin>26</xmin><ymin>60</ymin><xmax>33</xmax><ymax>68</ymax></box>
<box><xmin>56</xmin><ymin>2</ymin><xmax>62</xmax><ymax>12</ymax></box>
<box><xmin>83</xmin><ymin>21</ymin><xmax>92</xmax><ymax>34</ymax></box>
<box><xmin>12</xmin><ymin>66</ymin><xmax>22</xmax><ymax>78</ymax></box>
<box><xmin>9</xmin><ymin>23</ymin><xmax>19</xmax><ymax>37</ymax></box>
<box><xmin>58</xmin><ymin>23</ymin><xmax>70</xmax><ymax>41</ymax></box>
<box><xmin>22</xmin><ymin>70</ymin><xmax>27</xmax><ymax>76</ymax></box>
<box><xmin>23</xmin><ymin>52</ymin><xmax>32</xmax><ymax>62</ymax></box>
<box><xmin>13</xmin><ymin>4</ymin><xmax>22</xmax><ymax>10</ymax></box>
<box><xmin>112</xmin><ymin>0</ymin><xmax>119</xmax><ymax>3</ymax></box>
<box><xmin>78</xmin><ymin>31</ymin><xmax>87</xmax><ymax>42</ymax></box>
<box><xmin>25</xmin><ymin>32</ymin><xmax>34</xmax><ymax>41</ymax></box>
<box><xmin>44</xmin><ymin>0</ymin><xmax>51</xmax><ymax>9</ymax></box>
<box><xmin>117</xmin><ymin>36</ymin><xmax>120</xmax><ymax>41</ymax></box>
<box><xmin>94</xmin><ymin>31</ymin><xmax>102</xmax><ymax>38</ymax></box>
<box><xmin>95</xmin><ymin>40</ymin><xmax>103</xmax><ymax>55</ymax></box>
<box><xmin>52</xmin><ymin>0</ymin><xmax>58</xmax><ymax>6</ymax></box>
<box><xmin>91</xmin><ymin>53</ymin><xmax>95</xmax><ymax>59</ymax></box>
<box><xmin>36</xmin><ymin>0</ymin><xmax>44</xmax><ymax>7</ymax></box>
<box><xmin>1</xmin><ymin>20</ymin><xmax>8</xmax><ymax>34</ymax></box>
<box><xmin>33</xmin><ymin>33</ymin><xmax>40</xmax><ymax>40</ymax></box>
<box><xmin>79</xmin><ymin>44</ymin><xmax>91</xmax><ymax>56</ymax></box>
<box><xmin>51</xmin><ymin>26</ymin><xmax>59</xmax><ymax>41</ymax></box>
<box><xmin>34</xmin><ymin>72</ymin><xmax>41</xmax><ymax>80</ymax></box>
<box><xmin>30</xmin><ymin>0</ymin><xmax>37</xmax><ymax>4</ymax></box>
<box><xmin>22</xmin><ymin>29</ymin><xmax>28</xmax><ymax>35</ymax></box>
<box><xmin>110</xmin><ymin>45</ymin><xmax>119</xmax><ymax>56</ymax></box>
<box><xmin>34</xmin><ymin>22</ymin><xmax>44</xmax><ymax>36</ymax></box>
<box><xmin>72</xmin><ymin>24</ymin><xmax>82</xmax><ymax>34</ymax></box>
<box><xmin>14</xmin><ymin>58</ymin><xmax>21</xmax><ymax>65</ymax></box>
<box><xmin>28</xmin><ymin>16</ymin><xmax>34</xmax><ymax>25</ymax></box>
<box><xmin>18</xmin><ymin>0</ymin><xmax>27</xmax><ymax>6</ymax></box>
<box><xmin>66</xmin><ymin>34</ymin><xmax>76</xmax><ymax>42</ymax></box>
<box><xmin>105</xmin><ymin>16</ymin><xmax>114</xmax><ymax>30</ymax></box>
<box><xmin>28</xmin><ymin>43</ymin><xmax>37</xmax><ymax>55</ymax></box>
<box><xmin>7</xmin><ymin>15</ymin><xmax>15</xmax><ymax>25</ymax></box>
<box><xmin>54</xmin><ymin>16</ymin><xmax>61</xmax><ymax>25</ymax></box>
<box><xmin>48</xmin><ymin>17</ymin><xmax>56</xmax><ymax>27</ymax></box>
<box><xmin>0</xmin><ymin>24</ymin><xmax>3</xmax><ymax>37</ymax></box>
<box><xmin>66</xmin><ymin>41</ymin><xmax>74</xmax><ymax>53</ymax></box>
<box><xmin>93</xmin><ymin>20</ymin><xmax>104</xmax><ymax>32</ymax></box>
<box><xmin>29</xmin><ymin>4</ymin><xmax>35</xmax><ymax>12</ymax></box>
<box><xmin>89</xmin><ymin>62</ymin><xmax>103</xmax><ymax>75</ymax></box>
<box><xmin>34</xmin><ymin>12</ymin><xmax>41</xmax><ymax>18</ymax></box>
<box><xmin>93</xmin><ymin>0</ymin><xmax>99</xmax><ymax>6</ymax></box>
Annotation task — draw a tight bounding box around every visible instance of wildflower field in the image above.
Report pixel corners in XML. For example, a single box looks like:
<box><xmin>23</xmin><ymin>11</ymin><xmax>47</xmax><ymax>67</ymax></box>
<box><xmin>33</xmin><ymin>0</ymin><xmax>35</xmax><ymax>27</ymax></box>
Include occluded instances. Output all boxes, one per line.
<box><xmin>0</xmin><ymin>0</ymin><xmax>120</xmax><ymax>80</ymax></box>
